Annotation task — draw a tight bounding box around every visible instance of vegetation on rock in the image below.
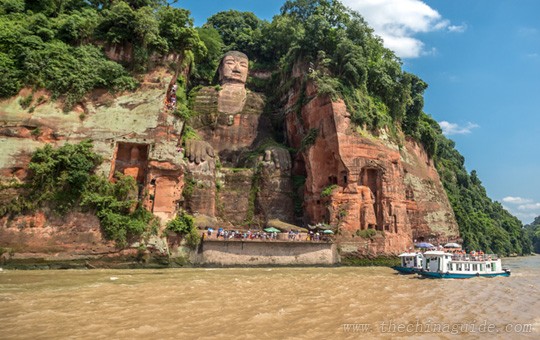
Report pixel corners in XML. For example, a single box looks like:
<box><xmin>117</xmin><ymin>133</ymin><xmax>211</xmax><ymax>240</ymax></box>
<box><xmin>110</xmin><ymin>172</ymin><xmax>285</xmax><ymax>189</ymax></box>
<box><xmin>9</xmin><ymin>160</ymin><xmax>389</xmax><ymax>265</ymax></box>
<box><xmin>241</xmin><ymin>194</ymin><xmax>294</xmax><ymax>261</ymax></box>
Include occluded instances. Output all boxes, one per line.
<box><xmin>166</xmin><ymin>211</ymin><xmax>200</xmax><ymax>249</ymax></box>
<box><xmin>81</xmin><ymin>173</ymin><xmax>158</xmax><ymax>247</ymax></box>
<box><xmin>524</xmin><ymin>216</ymin><xmax>540</xmax><ymax>253</ymax></box>
<box><xmin>0</xmin><ymin>141</ymin><xmax>156</xmax><ymax>247</ymax></box>
<box><xmin>0</xmin><ymin>0</ymin><xmax>205</xmax><ymax>109</ymax></box>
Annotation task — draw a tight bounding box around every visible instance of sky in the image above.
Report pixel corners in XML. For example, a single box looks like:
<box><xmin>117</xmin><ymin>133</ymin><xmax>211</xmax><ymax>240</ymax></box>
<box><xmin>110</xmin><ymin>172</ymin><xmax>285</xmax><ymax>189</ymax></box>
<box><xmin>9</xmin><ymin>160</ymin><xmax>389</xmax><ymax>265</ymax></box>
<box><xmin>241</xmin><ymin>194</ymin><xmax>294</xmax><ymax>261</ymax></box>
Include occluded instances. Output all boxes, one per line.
<box><xmin>178</xmin><ymin>0</ymin><xmax>540</xmax><ymax>224</ymax></box>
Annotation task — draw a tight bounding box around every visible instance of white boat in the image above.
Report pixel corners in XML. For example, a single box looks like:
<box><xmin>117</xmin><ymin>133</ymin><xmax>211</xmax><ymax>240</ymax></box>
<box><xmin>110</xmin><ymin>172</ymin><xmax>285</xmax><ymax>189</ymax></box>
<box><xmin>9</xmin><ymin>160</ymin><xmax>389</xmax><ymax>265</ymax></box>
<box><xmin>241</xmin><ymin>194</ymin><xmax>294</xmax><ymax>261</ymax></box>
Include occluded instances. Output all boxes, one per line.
<box><xmin>392</xmin><ymin>253</ymin><xmax>423</xmax><ymax>274</ymax></box>
<box><xmin>419</xmin><ymin>251</ymin><xmax>511</xmax><ymax>279</ymax></box>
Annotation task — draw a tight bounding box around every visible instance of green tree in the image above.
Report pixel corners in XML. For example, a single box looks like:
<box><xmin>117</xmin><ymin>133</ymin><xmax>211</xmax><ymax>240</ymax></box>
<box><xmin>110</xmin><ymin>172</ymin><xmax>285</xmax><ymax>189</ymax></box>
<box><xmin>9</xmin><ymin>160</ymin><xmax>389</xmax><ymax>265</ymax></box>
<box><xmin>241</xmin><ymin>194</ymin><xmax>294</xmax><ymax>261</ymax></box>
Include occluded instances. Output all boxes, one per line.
<box><xmin>81</xmin><ymin>173</ymin><xmax>155</xmax><ymax>247</ymax></box>
<box><xmin>0</xmin><ymin>52</ymin><xmax>20</xmax><ymax>96</ymax></box>
<box><xmin>56</xmin><ymin>8</ymin><xmax>100</xmax><ymax>44</ymax></box>
<box><xmin>191</xmin><ymin>26</ymin><xmax>224</xmax><ymax>85</ymax></box>
<box><xmin>24</xmin><ymin>42</ymin><xmax>137</xmax><ymax>109</ymax></box>
<box><xmin>25</xmin><ymin>140</ymin><xmax>102</xmax><ymax>213</ymax></box>
<box><xmin>96</xmin><ymin>1</ymin><xmax>137</xmax><ymax>44</ymax></box>
<box><xmin>157</xmin><ymin>6</ymin><xmax>206</xmax><ymax>58</ymax></box>
<box><xmin>0</xmin><ymin>0</ymin><xmax>25</xmax><ymax>14</ymax></box>
<box><xmin>206</xmin><ymin>10</ymin><xmax>263</xmax><ymax>56</ymax></box>
<box><xmin>166</xmin><ymin>211</ymin><xmax>200</xmax><ymax>249</ymax></box>
<box><xmin>525</xmin><ymin>216</ymin><xmax>540</xmax><ymax>253</ymax></box>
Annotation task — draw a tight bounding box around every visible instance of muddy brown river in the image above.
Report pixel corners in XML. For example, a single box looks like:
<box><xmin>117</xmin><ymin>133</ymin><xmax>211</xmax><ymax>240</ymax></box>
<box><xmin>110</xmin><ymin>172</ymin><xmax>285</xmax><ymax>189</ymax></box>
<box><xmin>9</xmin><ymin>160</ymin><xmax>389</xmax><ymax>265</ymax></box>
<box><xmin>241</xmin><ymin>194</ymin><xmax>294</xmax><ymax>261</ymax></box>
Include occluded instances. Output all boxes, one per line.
<box><xmin>1</xmin><ymin>256</ymin><xmax>539</xmax><ymax>339</ymax></box>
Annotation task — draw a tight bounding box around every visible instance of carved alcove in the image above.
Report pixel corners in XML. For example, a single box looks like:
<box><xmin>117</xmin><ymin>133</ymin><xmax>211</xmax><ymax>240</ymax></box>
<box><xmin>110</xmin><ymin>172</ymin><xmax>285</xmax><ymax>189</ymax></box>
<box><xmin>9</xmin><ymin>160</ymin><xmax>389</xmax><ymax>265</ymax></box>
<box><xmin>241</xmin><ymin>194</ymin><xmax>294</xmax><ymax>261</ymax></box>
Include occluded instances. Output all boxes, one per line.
<box><xmin>110</xmin><ymin>142</ymin><xmax>149</xmax><ymax>185</ymax></box>
<box><xmin>360</xmin><ymin>167</ymin><xmax>384</xmax><ymax>231</ymax></box>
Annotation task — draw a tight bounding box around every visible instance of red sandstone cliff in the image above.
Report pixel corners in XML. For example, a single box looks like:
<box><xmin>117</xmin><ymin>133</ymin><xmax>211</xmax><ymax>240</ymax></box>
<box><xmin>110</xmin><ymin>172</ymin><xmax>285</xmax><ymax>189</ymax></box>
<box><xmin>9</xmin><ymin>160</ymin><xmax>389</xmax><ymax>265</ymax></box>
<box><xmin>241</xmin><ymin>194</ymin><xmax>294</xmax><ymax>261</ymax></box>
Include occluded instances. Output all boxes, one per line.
<box><xmin>0</xmin><ymin>65</ymin><xmax>459</xmax><ymax>264</ymax></box>
<box><xmin>285</xmin><ymin>79</ymin><xmax>459</xmax><ymax>255</ymax></box>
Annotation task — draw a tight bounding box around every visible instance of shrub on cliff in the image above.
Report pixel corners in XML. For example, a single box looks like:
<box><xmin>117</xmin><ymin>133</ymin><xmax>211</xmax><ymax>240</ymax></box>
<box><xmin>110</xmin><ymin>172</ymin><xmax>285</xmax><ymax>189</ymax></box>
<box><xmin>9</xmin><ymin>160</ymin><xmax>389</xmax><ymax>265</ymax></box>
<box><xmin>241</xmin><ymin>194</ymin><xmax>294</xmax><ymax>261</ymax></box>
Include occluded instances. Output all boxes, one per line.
<box><xmin>166</xmin><ymin>211</ymin><xmax>200</xmax><ymax>249</ymax></box>
<box><xmin>24</xmin><ymin>42</ymin><xmax>138</xmax><ymax>110</ymax></box>
<box><xmin>27</xmin><ymin>140</ymin><xmax>102</xmax><ymax>213</ymax></box>
<box><xmin>81</xmin><ymin>174</ymin><xmax>157</xmax><ymax>247</ymax></box>
<box><xmin>0</xmin><ymin>141</ymin><xmax>156</xmax><ymax>248</ymax></box>
<box><xmin>0</xmin><ymin>140</ymin><xmax>100</xmax><ymax>216</ymax></box>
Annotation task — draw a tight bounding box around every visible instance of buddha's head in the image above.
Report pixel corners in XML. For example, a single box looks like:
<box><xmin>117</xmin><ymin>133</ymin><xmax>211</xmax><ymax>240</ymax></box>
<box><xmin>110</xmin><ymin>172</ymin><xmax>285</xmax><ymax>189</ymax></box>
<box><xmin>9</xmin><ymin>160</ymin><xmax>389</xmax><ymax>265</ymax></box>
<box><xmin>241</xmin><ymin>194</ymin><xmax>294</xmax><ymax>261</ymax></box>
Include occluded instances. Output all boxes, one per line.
<box><xmin>129</xmin><ymin>146</ymin><xmax>140</xmax><ymax>163</ymax></box>
<box><xmin>218</xmin><ymin>51</ymin><xmax>249</xmax><ymax>85</ymax></box>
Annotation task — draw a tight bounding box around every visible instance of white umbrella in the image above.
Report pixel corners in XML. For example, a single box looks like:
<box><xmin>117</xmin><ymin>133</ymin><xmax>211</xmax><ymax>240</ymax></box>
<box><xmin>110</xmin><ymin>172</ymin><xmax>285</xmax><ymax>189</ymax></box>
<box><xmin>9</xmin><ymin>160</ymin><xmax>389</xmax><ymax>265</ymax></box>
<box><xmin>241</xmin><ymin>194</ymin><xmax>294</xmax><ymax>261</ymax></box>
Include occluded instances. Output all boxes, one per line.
<box><xmin>444</xmin><ymin>242</ymin><xmax>461</xmax><ymax>248</ymax></box>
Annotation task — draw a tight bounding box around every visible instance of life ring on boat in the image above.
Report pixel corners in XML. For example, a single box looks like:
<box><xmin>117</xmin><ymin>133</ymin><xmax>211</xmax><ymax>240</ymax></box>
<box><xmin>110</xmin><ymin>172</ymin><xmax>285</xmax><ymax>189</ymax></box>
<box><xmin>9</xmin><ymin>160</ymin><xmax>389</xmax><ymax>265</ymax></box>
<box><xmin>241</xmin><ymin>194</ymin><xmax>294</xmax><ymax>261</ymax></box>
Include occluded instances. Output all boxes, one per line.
<box><xmin>476</xmin><ymin>272</ymin><xmax>480</xmax><ymax>277</ymax></box>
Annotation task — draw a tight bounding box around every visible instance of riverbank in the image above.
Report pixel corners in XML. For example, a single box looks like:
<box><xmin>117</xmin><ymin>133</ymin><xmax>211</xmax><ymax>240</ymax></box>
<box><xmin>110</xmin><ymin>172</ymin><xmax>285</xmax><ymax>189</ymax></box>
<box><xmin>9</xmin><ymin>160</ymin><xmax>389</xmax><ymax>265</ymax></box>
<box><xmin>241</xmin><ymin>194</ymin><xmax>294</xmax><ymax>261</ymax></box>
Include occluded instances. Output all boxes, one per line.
<box><xmin>0</xmin><ymin>250</ymin><xmax>400</xmax><ymax>270</ymax></box>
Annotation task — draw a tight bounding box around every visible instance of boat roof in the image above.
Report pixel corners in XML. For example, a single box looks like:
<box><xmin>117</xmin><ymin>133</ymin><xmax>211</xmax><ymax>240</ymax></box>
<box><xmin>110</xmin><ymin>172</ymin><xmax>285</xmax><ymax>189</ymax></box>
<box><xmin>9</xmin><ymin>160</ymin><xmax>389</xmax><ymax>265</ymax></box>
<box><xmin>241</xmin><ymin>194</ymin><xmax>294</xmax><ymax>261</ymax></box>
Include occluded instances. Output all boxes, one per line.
<box><xmin>423</xmin><ymin>250</ymin><xmax>453</xmax><ymax>256</ymax></box>
<box><xmin>398</xmin><ymin>253</ymin><xmax>421</xmax><ymax>257</ymax></box>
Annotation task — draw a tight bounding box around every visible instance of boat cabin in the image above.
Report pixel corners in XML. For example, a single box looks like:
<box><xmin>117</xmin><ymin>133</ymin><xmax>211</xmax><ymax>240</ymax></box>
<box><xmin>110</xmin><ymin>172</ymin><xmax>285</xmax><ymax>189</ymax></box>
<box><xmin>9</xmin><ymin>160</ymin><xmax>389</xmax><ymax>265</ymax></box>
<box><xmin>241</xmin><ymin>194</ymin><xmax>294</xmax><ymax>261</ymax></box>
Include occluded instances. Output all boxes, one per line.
<box><xmin>398</xmin><ymin>253</ymin><xmax>423</xmax><ymax>269</ymax></box>
<box><xmin>423</xmin><ymin>251</ymin><xmax>453</xmax><ymax>272</ymax></box>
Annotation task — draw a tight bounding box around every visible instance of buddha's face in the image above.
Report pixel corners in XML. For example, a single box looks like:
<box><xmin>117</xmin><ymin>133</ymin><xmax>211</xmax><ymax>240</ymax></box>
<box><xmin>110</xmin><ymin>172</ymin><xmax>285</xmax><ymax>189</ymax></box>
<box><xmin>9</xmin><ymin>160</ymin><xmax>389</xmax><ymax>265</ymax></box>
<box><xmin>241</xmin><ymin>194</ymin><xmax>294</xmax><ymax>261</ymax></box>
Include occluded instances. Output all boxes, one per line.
<box><xmin>219</xmin><ymin>54</ymin><xmax>249</xmax><ymax>84</ymax></box>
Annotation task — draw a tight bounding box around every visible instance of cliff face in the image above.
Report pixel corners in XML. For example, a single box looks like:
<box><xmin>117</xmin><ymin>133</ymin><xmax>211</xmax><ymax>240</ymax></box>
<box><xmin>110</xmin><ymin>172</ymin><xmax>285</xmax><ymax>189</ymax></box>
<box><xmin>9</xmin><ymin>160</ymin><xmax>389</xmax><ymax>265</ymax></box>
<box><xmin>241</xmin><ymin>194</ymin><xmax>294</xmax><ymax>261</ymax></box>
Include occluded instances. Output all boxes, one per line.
<box><xmin>0</xmin><ymin>66</ymin><xmax>459</xmax><ymax>262</ymax></box>
<box><xmin>0</xmin><ymin>69</ymin><xmax>182</xmax><ymax>261</ymax></box>
<box><xmin>285</xmin><ymin>81</ymin><xmax>458</xmax><ymax>255</ymax></box>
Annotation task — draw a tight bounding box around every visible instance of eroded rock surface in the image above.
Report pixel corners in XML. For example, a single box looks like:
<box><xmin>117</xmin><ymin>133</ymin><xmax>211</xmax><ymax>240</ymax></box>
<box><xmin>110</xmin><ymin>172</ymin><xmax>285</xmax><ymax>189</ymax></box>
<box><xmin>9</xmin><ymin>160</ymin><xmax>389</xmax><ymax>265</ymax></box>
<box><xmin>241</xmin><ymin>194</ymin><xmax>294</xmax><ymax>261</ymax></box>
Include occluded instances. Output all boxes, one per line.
<box><xmin>284</xmin><ymin>78</ymin><xmax>459</xmax><ymax>255</ymax></box>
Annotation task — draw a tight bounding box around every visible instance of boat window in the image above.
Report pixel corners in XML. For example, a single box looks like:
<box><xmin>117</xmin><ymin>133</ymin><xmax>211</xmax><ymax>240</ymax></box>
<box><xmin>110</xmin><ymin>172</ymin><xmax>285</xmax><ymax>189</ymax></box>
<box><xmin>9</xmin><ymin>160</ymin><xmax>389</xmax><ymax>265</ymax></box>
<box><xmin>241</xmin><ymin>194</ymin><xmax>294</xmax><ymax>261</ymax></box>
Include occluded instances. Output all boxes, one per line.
<box><xmin>465</xmin><ymin>263</ymin><xmax>470</xmax><ymax>271</ymax></box>
<box><xmin>473</xmin><ymin>264</ymin><xmax>478</xmax><ymax>271</ymax></box>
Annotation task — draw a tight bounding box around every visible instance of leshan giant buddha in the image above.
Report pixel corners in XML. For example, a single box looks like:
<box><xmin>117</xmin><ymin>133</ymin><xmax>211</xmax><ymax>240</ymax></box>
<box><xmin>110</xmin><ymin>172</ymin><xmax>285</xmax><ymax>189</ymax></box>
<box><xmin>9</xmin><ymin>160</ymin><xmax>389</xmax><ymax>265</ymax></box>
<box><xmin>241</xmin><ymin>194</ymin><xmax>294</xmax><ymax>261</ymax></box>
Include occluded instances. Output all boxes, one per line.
<box><xmin>183</xmin><ymin>51</ymin><xmax>295</xmax><ymax>227</ymax></box>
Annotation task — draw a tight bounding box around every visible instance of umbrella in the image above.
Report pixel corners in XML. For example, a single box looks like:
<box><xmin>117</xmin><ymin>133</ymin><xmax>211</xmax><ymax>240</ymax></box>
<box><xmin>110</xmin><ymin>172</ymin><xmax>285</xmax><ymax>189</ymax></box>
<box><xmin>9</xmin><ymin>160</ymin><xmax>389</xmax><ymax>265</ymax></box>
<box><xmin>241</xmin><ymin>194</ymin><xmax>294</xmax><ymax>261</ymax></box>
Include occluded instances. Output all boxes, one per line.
<box><xmin>444</xmin><ymin>242</ymin><xmax>461</xmax><ymax>248</ymax></box>
<box><xmin>264</xmin><ymin>227</ymin><xmax>281</xmax><ymax>233</ymax></box>
<box><xmin>415</xmin><ymin>242</ymin><xmax>435</xmax><ymax>249</ymax></box>
<box><xmin>322</xmin><ymin>230</ymin><xmax>334</xmax><ymax>234</ymax></box>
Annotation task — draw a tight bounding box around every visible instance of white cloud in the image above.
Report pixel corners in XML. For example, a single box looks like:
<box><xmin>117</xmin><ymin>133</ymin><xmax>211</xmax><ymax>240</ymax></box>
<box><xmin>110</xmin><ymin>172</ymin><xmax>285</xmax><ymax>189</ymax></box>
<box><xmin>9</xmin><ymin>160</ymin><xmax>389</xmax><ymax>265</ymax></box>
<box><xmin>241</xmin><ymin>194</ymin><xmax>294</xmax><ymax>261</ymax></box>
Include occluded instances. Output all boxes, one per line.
<box><xmin>512</xmin><ymin>212</ymin><xmax>539</xmax><ymax>224</ymax></box>
<box><xmin>518</xmin><ymin>203</ymin><xmax>540</xmax><ymax>211</ymax></box>
<box><xmin>438</xmin><ymin>121</ymin><xmax>479</xmax><ymax>136</ymax></box>
<box><xmin>502</xmin><ymin>196</ymin><xmax>534</xmax><ymax>204</ymax></box>
<box><xmin>501</xmin><ymin>196</ymin><xmax>540</xmax><ymax>224</ymax></box>
<box><xmin>448</xmin><ymin>24</ymin><xmax>467</xmax><ymax>33</ymax></box>
<box><xmin>341</xmin><ymin>0</ymin><xmax>465</xmax><ymax>58</ymax></box>
<box><xmin>518</xmin><ymin>27</ymin><xmax>539</xmax><ymax>37</ymax></box>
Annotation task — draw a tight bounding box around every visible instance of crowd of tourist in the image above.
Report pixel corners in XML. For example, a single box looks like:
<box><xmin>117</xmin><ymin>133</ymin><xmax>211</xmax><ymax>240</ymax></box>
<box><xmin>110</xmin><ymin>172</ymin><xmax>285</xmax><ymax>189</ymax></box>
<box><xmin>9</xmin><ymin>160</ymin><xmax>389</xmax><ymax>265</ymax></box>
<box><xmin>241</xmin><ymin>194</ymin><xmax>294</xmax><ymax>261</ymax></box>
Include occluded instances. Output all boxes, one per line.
<box><xmin>203</xmin><ymin>228</ymin><xmax>331</xmax><ymax>242</ymax></box>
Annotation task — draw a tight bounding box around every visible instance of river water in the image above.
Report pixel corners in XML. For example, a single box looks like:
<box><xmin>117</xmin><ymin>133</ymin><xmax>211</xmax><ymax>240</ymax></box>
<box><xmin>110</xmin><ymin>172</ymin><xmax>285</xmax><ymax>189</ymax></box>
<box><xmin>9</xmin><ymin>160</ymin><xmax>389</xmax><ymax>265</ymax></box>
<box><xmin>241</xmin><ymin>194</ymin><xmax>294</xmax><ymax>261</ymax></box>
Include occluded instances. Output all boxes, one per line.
<box><xmin>1</xmin><ymin>256</ymin><xmax>539</xmax><ymax>339</ymax></box>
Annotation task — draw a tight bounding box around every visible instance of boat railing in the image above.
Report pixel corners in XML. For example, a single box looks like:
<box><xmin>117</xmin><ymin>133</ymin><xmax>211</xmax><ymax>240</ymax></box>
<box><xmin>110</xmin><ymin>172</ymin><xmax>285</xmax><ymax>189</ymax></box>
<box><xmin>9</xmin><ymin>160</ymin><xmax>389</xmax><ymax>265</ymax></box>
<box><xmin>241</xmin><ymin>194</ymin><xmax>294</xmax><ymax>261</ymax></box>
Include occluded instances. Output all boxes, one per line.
<box><xmin>451</xmin><ymin>254</ymin><xmax>499</xmax><ymax>261</ymax></box>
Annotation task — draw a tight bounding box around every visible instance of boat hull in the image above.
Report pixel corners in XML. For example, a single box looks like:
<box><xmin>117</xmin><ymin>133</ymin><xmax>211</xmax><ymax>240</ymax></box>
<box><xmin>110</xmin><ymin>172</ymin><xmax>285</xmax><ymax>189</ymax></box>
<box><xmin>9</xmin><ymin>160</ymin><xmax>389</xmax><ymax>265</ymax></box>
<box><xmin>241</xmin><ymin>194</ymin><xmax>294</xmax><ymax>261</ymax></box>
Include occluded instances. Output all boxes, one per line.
<box><xmin>392</xmin><ymin>266</ymin><xmax>420</xmax><ymax>274</ymax></box>
<box><xmin>419</xmin><ymin>270</ymin><xmax>511</xmax><ymax>279</ymax></box>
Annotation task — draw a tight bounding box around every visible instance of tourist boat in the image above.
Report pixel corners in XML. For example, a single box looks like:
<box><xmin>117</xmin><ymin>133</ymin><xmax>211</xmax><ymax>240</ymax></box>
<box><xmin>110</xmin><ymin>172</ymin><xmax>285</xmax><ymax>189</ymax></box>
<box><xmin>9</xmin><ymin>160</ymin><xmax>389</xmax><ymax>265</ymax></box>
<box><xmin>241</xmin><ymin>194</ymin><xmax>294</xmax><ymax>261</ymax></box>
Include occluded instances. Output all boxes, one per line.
<box><xmin>418</xmin><ymin>251</ymin><xmax>511</xmax><ymax>279</ymax></box>
<box><xmin>392</xmin><ymin>252</ymin><xmax>424</xmax><ymax>274</ymax></box>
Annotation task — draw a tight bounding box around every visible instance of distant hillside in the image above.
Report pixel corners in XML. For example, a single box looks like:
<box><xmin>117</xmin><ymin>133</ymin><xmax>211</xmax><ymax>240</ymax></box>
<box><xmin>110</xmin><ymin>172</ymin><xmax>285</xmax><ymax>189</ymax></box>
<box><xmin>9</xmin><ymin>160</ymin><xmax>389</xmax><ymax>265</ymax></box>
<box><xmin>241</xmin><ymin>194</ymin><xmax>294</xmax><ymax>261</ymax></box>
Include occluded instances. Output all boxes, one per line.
<box><xmin>524</xmin><ymin>216</ymin><xmax>540</xmax><ymax>253</ymax></box>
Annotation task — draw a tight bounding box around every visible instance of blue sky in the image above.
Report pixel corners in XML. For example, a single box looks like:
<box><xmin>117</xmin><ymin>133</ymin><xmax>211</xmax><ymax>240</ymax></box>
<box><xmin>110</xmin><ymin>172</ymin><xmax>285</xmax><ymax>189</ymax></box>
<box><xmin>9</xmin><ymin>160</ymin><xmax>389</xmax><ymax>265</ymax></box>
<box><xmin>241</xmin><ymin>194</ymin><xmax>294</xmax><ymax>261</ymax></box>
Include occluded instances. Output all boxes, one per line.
<box><xmin>179</xmin><ymin>0</ymin><xmax>540</xmax><ymax>224</ymax></box>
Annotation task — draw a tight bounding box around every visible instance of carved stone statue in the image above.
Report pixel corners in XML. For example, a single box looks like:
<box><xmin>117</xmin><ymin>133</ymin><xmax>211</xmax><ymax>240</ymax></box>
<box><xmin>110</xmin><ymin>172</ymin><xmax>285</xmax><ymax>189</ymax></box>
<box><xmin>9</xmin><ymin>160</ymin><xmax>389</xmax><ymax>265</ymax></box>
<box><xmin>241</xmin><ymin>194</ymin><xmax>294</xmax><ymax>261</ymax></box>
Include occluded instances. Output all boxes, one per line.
<box><xmin>184</xmin><ymin>50</ymin><xmax>294</xmax><ymax>225</ymax></box>
<box><xmin>217</xmin><ymin>51</ymin><xmax>249</xmax><ymax>114</ymax></box>
<box><xmin>123</xmin><ymin>145</ymin><xmax>142</xmax><ymax>182</ymax></box>
<box><xmin>219</xmin><ymin>51</ymin><xmax>249</xmax><ymax>85</ymax></box>
<box><xmin>260</xmin><ymin>146</ymin><xmax>292</xmax><ymax>172</ymax></box>
<box><xmin>359</xmin><ymin>185</ymin><xmax>377</xmax><ymax>229</ymax></box>
<box><xmin>184</xmin><ymin>139</ymin><xmax>215</xmax><ymax>165</ymax></box>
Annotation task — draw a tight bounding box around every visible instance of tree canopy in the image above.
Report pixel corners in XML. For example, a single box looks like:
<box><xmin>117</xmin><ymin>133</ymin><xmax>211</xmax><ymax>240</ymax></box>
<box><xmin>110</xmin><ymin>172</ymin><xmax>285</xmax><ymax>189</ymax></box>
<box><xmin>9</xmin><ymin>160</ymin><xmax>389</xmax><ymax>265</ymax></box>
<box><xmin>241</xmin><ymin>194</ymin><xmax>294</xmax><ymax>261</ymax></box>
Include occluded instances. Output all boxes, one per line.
<box><xmin>0</xmin><ymin>0</ymin><xmax>205</xmax><ymax>108</ymax></box>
